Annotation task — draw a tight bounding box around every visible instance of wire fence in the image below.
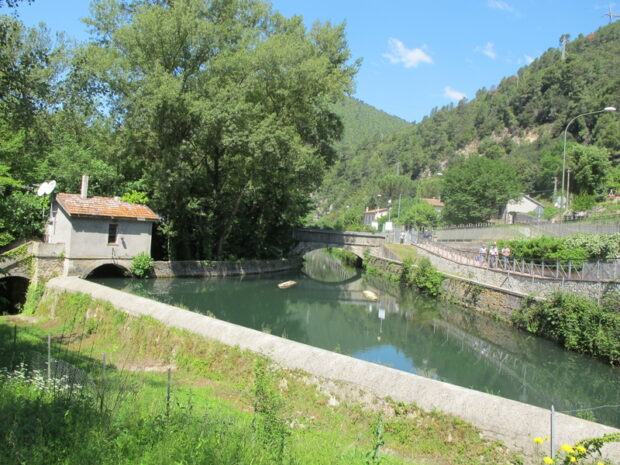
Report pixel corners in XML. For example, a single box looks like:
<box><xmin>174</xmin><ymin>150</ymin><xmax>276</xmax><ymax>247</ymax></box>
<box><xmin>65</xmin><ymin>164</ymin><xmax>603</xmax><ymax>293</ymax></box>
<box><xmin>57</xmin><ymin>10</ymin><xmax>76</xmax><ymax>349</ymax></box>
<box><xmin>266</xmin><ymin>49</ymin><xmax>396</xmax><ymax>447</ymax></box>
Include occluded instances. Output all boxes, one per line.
<box><xmin>414</xmin><ymin>241</ymin><xmax>620</xmax><ymax>281</ymax></box>
<box><xmin>434</xmin><ymin>217</ymin><xmax>620</xmax><ymax>240</ymax></box>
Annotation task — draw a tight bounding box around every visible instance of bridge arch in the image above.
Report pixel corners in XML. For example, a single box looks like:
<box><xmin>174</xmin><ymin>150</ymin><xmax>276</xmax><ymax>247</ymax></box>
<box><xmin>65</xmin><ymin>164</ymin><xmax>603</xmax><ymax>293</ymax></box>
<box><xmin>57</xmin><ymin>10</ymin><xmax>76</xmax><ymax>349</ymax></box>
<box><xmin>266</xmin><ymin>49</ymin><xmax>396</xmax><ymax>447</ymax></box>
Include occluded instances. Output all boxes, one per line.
<box><xmin>291</xmin><ymin>229</ymin><xmax>386</xmax><ymax>259</ymax></box>
<box><xmin>85</xmin><ymin>263</ymin><xmax>130</xmax><ymax>279</ymax></box>
<box><xmin>0</xmin><ymin>276</ymin><xmax>30</xmax><ymax>314</ymax></box>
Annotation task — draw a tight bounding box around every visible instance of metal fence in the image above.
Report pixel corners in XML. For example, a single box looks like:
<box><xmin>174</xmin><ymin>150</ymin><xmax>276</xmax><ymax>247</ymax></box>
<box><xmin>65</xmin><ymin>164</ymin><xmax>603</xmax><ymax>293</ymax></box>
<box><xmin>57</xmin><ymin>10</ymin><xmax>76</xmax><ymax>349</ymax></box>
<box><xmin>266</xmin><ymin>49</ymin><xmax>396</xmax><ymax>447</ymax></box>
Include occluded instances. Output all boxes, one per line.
<box><xmin>435</xmin><ymin>216</ymin><xmax>620</xmax><ymax>239</ymax></box>
<box><xmin>416</xmin><ymin>241</ymin><xmax>620</xmax><ymax>282</ymax></box>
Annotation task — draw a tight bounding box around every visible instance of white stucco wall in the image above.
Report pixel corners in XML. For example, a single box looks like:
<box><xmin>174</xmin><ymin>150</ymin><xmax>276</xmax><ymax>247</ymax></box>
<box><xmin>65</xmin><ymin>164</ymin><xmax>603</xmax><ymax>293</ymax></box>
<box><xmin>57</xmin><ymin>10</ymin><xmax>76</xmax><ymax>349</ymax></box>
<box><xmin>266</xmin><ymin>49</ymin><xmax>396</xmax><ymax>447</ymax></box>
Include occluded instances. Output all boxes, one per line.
<box><xmin>505</xmin><ymin>197</ymin><xmax>542</xmax><ymax>214</ymax></box>
<box><xmin>66</xmin><ymin>217</ymin><xmax>153</xmax><ymax>259</ymax></box>
<box><xmin>47</xmin><ymin>207</ymin><xmax>73</xmax><ymax>254</ymax></box>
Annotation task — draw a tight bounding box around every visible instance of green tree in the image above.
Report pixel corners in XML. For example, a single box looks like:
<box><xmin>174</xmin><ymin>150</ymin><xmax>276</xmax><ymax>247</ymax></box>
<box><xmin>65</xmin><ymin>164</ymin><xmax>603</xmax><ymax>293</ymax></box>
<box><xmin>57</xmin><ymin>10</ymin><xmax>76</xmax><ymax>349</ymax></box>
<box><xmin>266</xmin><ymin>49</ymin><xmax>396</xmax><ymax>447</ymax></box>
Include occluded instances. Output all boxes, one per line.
<box><xmin>441</xmin><ymin>157</ymin><xmax>522</xmax><ymax>224</ymax></box>
<box><xmin>399</xmin><ymin>202</ymin><xmax>439</xmax><ymax>230</ymax></box>
<box><xmin>565</xmin><ymin>143</ymin><xmax>611</xmax><ymax>196</ymax></box>
<box><xmin>81</xmin><ymin>0</ymin><xmax>358</xmax><ymax>260</ymax></box>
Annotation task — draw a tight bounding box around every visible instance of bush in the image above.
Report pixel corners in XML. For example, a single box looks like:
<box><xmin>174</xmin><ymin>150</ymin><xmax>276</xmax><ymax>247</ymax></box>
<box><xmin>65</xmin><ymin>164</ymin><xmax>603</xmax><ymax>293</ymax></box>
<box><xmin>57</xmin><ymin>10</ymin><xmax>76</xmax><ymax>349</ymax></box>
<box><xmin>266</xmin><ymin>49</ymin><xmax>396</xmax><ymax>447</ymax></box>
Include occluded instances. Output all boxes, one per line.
<box><xmin>571</xmin><ymin>192</ymin><xmax>596</xmax><ymax>212</ymax></box>
<box><xmin>130</xmin><ymin>252</ymin><xmax>153</xmax><ymax>278</ymax></box>
<box><xmin>401</xmin><ymin>258</ymin><xmax>444</xmax><ymax>297</ymax></box>
<box><xmin>512</xmin><ymin>292</ymin><xmax>620</xmax><ymax>364</ymax></box>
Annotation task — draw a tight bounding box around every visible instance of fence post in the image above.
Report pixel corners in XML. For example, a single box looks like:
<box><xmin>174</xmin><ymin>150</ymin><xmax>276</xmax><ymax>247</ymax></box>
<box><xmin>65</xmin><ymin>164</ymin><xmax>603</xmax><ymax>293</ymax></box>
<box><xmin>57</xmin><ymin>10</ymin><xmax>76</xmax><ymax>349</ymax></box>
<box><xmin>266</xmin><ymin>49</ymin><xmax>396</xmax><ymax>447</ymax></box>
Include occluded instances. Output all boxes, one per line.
<box><xmin>100</xmin><ymin>353</ymin><xmax>106</xmax><ymax>412</ymax></box>
<box><xmin>568</xmin><ymin>261</ymin><xmax>572</xmax><ymax>280</ymax></box>
<box><xmin>550</xmin><ymin>405</ymin><xmax>556</xmax><ymax>460</ymax></box>
<box><xmin>166</xmin><ymin>367</ymin><xmax>172</xmax><ymax>418</ymax></box>
<box><xmin>555</xmin><ymin>261</ymin><xmax>559</xmax><ymax>279</ymax></box>
<box><xmin>11</xmin><ymin>325</ymin><xmax>17</xmax><ymax>371</ymax></box>
<box><xmin>542</xmin><ymin>260</ymin><xmax>545</xmax><ymax>278</ymax></box>
<box><xmin>596</xmin><ymin>260</ymin><xmax>600</xmax><ymax>280</ymax></box>
<box><xmin>47</xmin><ymin>334</ymin><xmax>51</xmax><ymax>381</ymax></box>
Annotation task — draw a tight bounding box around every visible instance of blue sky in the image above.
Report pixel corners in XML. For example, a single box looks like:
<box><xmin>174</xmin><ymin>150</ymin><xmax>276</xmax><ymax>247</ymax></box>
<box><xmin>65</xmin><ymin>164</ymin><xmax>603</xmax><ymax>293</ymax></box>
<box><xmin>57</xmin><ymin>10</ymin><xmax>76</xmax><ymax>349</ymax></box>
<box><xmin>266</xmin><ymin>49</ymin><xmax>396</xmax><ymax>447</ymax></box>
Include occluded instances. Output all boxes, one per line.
<box><xmin>10</xmin><ymin>0</ymin><xmax>617</xmax><ymax>122</ymax></box>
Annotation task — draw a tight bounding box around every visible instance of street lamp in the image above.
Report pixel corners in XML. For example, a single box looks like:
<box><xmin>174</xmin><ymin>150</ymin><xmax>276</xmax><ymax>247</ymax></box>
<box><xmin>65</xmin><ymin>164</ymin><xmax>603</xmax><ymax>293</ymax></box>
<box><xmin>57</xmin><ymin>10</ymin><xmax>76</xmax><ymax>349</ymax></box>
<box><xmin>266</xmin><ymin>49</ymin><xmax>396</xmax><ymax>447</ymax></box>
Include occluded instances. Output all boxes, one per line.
<box><xmin>561</xmin><ymin>106</ymin><xmax>616</xmax><ymax>216</ymax></box>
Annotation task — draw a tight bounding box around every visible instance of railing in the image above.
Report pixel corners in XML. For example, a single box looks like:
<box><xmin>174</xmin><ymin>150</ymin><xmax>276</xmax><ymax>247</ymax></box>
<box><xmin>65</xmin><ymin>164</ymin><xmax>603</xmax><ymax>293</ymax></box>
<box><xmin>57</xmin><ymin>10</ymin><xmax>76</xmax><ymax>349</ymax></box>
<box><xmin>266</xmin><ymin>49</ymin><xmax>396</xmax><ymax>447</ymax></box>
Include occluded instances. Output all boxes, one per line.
<box><xmin>416</xmin><ymin>241</ymin><xmax>620</xmax><ymax>282</ymax></box>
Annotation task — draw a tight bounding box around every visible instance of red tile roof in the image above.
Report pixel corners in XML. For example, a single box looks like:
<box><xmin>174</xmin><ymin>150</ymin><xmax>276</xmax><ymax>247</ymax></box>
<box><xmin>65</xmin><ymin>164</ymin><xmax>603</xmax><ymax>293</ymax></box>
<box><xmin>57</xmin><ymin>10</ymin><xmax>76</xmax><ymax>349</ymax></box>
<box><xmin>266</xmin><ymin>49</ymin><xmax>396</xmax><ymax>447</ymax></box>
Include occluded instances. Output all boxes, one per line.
<box><xmin>56</xmin><ymin>193</ymin><xmax>159</xmax><ymax>221</ymax></box>
<box><xmin>421</xmin><ymin>198</ymin><xmax>445</xmax><ymax>207</ymax></box>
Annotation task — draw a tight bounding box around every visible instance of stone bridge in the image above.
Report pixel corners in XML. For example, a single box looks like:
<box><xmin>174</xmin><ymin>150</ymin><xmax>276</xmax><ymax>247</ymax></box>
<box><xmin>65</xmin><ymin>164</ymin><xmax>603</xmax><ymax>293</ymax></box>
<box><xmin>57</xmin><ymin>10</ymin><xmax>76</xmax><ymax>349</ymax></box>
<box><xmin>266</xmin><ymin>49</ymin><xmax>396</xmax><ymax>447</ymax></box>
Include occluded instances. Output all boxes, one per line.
<box><xmin>291</xmin><ymin>228</ymin><xmax>386</xmax><ymax>258</ymax></box>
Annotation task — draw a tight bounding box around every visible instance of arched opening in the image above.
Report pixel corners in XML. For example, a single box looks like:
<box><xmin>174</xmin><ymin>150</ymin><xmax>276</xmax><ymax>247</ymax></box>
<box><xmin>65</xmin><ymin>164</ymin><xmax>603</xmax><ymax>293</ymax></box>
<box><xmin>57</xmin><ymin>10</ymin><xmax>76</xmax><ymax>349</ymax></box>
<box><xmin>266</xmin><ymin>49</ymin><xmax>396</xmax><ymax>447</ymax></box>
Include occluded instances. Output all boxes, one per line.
<box><xmin>86</xmin><ymin>264</ymin><xmax>129</xmax><ymax>279</ymax></box>
<box><xmin>302</xmin><ymin>249</ymin><xmax>362</xmax><ymax>284</ymax></box>
<box><xmin>0</xmin><ymin>276</ymin><xmax>30</xmax><ymax>315</ymax></box>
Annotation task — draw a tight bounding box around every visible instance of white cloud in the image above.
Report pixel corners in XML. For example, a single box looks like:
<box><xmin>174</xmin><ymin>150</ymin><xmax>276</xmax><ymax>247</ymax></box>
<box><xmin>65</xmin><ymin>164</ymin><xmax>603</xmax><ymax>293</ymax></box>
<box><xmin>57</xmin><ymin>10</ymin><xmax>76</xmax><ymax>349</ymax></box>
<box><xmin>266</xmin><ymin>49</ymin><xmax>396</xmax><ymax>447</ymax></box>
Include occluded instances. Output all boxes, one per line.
<box><xmin>444</xmin><ymin>86</ymin><xmax>467</xmax><ymax>101</ymax></box>
<box><xmin>524</xmin><ymin>55</ymin><xmax>535</xmax><ymax>64</ymax></box>
<box><xmin>475</xmin><ymin>42</ymin><xmax>497</xmax><ymax>59</ymax></box>
<box><xmin>487</xmin><ymin>0</ymin><xmax>514</xmax><ymax>12</ymax></box>
<box><xmin>383</xmin><ymin>38</ymin><xmax>433</xmax><ymax>68</ymax></box>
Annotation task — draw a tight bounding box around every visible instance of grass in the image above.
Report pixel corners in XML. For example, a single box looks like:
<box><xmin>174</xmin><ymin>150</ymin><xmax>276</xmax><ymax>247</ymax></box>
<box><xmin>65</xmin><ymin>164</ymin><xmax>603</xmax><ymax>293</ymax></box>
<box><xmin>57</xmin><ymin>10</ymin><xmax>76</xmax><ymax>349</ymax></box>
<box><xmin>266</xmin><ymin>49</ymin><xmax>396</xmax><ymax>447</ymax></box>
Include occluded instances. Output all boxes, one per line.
<box><xmin>0</xmin><ymin>288</ymin><xmax>517</xmax><ymax>465</ymax></box>
<box><xmin>386</xmin><ymin>243</ymin><xmax>418</xmax><ymax>262</ymax></box>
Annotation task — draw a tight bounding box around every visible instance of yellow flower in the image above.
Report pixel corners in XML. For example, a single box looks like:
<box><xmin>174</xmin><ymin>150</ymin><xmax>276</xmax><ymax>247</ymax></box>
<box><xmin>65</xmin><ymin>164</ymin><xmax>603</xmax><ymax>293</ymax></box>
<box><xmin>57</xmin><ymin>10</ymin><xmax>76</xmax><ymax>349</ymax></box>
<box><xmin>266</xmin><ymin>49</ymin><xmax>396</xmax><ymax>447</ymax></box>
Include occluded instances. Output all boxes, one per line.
<box><xmin>569</xmin><ymin>456</ymin><xmax>577</xmax><ymax>463</ymax></box>
<box><xmin>543</xmin><ymin>457</ymin><xmax>555</xmax><ymax>464</ymax></box>
<box><xmin>575</xmin><ymin>446</ymin><xmax>586</xmax><ymax>453</ymax></box>
<box><xmin>545</xmin><ymin>436</ymin><xmax>550</xmax><ymax>441</ymax></box>
<box><xmin>533</xmin><ymin>437</ymin><xmax>545</xmax><ymax>444</ymax></box>
<box><xmin>562</xmin><ymin>444</ymin><xmax>575</xmax><ymax>454</ymax></box>
<box><xmin>597</xmin><ymin>462</ymin><xmax>605</xmax><ymax>465</ymax></box>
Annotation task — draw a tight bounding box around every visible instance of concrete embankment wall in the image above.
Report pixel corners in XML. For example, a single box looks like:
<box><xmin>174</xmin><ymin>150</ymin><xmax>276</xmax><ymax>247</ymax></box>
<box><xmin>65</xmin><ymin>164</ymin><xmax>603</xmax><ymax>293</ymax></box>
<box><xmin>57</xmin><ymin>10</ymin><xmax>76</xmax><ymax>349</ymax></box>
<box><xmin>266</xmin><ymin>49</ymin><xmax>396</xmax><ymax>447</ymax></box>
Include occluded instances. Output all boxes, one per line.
<box><xmin>413</xmin><ymin>247</ymin><xmax>620</xmax><ymax>301</ymax></box>
<box><xmin>45</xmin><ymin>277</ymin><xmax>620</xmax><ymax>461</ymax></box>
<box><xmin>152</xmin><ymin>257</ymin><xmax>302</xmax><ymax>278</ymax></box>
<box><xmin>366</xmin><ymin>255</ymin><xmax>525</xmax><ymax>320</ymax></box>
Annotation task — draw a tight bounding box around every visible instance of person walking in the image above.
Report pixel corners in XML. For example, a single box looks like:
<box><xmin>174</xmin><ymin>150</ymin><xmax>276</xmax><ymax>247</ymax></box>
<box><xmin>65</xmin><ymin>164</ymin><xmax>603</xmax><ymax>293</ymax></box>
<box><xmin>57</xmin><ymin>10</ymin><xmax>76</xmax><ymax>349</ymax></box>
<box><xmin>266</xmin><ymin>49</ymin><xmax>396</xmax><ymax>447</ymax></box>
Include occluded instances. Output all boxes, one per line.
<box><xmin>501</xmin><ymin>244</ymin><xmax>511</xmax><ymax>269</ymax></box>
<box><xmin>489</xmin><ymin>242</ymin><xmax>499</xmax><ymax>268</ymax></box>
<box><xmin>478</xmin><ymin>244</ymin><xmax>487</xmax><ymax>266</ymax></box>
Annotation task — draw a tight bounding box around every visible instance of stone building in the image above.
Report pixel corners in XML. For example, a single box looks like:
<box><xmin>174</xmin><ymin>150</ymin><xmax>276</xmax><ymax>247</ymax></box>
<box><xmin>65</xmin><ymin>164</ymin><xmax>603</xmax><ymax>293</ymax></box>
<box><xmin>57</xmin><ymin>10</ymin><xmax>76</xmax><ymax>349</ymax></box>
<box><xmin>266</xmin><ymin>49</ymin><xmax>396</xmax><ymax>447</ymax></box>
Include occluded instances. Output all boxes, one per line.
<box><xmin>45</xmin><ymin>176</ymin><xmax>159</xmax><ymax>276</ymax></box>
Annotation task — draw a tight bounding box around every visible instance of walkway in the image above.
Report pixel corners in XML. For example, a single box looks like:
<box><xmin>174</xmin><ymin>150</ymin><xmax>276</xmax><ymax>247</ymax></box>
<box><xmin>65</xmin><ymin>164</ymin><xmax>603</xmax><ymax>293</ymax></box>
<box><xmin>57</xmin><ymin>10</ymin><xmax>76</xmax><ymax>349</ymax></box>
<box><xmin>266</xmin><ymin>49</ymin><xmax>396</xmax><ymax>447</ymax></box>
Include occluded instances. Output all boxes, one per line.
<box><xmin>415</xmin><ymin>241</ymin><xmax>620</xmax><ymax>282</ymax></box>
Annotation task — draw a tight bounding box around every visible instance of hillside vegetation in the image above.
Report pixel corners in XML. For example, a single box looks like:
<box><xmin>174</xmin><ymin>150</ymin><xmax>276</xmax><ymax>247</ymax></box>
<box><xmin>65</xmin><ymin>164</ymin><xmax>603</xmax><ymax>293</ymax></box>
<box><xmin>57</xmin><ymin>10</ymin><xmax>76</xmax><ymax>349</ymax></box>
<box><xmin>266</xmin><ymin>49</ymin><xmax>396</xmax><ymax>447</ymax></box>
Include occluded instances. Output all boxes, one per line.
<box><xmin>316</xmin><ymin>21</ymin><xmax>620</xmax><ymax>226</ymax></box>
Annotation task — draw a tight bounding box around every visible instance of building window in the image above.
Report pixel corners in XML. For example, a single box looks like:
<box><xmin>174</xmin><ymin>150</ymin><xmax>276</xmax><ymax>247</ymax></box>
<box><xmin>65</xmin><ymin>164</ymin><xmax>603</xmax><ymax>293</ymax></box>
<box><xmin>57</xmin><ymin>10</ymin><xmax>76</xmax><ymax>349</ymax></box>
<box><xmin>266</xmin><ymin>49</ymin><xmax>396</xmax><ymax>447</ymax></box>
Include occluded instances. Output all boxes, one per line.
<box><xmin>108</xmin><ymin>224</ymin><xmax>118</xmax><ymax>245</ymax></box>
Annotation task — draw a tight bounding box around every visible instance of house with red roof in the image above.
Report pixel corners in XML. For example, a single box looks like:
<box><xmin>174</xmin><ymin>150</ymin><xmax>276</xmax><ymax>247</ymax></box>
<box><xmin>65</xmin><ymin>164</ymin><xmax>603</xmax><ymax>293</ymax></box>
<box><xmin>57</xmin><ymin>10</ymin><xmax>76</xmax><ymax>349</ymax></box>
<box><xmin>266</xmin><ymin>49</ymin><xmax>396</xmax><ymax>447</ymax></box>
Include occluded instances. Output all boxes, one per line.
<box><xmin>45</xmin><ymin>176</ymin><xmax>159</xmax><ymax>266</ymax></box>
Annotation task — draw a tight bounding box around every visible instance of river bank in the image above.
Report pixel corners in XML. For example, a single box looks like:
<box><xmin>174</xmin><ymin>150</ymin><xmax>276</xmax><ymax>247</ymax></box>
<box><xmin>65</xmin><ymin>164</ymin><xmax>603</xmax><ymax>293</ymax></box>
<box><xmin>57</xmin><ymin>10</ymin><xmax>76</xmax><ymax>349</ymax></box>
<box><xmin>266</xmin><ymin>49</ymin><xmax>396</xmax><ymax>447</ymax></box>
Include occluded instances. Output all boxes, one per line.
<box><xmin>1</xmin><ymin>285</ymin><xmax>516</xmax><ymax>465</ymax></box>
<box><xmin>37</xmin><ymin>276</ymin><xmax>620</xmax><ymax>463</ymax></box>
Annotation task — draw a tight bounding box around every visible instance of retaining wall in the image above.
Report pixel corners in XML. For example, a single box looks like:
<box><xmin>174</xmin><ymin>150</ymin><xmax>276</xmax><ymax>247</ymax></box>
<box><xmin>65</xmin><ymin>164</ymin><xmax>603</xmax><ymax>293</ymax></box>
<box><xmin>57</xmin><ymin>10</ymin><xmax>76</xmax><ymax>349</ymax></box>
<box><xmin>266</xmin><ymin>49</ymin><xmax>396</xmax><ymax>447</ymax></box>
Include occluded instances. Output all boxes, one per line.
<box><xmin>152</xmin><ymin>257</ymin><xmax>302</xmax><ymax>278</ymax></box>
<box><xmin>45</xmin><ymin>277</ymin><xmax>620</xmax><ymax>462</ymax></box>
<box><xmin>413</xmin><ymin>247</ymin><xmax>620</xmax><ymax>300</ymax></box>
<box><xmin>367</xmin><ymin>255</ymin><xmax>525</xmax><ymax>320</ymax></box>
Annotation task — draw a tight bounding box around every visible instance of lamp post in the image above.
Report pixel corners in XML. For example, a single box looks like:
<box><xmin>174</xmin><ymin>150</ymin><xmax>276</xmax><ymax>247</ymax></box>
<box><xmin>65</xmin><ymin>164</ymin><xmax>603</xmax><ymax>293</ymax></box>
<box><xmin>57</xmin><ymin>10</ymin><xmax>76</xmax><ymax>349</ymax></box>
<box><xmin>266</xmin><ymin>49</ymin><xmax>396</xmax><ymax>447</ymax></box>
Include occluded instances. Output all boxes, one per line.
<box><xmin>561</xmin><ymin>107</ymin><xmax>616</xmax><ymax>216</ymax></box>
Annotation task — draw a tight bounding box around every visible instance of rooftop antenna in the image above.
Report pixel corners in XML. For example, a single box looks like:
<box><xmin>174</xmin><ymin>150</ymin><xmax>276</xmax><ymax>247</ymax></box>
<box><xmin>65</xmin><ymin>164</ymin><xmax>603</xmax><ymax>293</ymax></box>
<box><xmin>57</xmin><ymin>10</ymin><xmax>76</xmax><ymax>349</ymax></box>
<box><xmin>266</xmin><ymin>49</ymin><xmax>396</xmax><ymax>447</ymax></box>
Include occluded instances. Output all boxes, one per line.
<box><xmin>604</xmin><ymin>4</ymin><xmax>620</xmax><ymax>23</ymax></box>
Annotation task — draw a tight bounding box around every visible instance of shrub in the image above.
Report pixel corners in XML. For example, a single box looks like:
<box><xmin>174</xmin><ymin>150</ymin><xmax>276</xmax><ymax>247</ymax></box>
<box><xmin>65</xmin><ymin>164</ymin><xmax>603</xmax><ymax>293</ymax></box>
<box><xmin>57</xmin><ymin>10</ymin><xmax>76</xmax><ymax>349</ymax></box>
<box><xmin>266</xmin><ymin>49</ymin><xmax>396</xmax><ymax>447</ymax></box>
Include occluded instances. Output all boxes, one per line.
<box><xmin>401</xmin><ymin>258</ymin><xmax>444</xmax><ymax>297</ymax></box>
<box><xmin>512</xmin><ymin>292</ymin><xmax>620</xmax><ymax>364</ymax></box>
<box><xmin>130</xmin><ymin>252</ymin><xmax>153</xmax><ymax>278</ymax></box>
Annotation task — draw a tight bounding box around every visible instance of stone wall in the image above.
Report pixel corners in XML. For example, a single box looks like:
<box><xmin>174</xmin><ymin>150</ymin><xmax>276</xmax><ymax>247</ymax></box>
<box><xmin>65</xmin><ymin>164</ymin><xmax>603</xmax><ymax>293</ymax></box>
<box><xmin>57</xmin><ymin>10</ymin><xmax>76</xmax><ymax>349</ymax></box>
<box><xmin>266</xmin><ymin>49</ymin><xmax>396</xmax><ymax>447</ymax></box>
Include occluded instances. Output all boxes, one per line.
<box><xmin>152</xmin><ymin>257</ymin><xmax>302</xmax><ymax>278</ymax></box>
<box><xmin>414</xmin><ymin>247</ymin><xmax>620</xmax><ymax>300</ymax></box>
<box><xmin>32</xmin><ymin>242</ymin><xmax>65</xmax><ymax>282</ymax></box>
<box><xmin>367</xmin><ymin>255</ymin><xmax>527</xmax><ymax>321</ymax></box>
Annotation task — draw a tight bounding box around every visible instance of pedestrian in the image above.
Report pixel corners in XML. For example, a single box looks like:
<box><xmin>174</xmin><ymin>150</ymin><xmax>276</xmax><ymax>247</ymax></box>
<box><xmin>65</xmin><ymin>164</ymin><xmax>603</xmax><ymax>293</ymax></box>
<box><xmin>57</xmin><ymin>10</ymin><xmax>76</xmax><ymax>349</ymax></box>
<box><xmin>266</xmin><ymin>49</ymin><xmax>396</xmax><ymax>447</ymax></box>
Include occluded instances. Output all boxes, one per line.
<box><xmin>478</xmin><ymin>244</ymin><xmax>487</xmax><ymax>265</ymax></box>
<box><xmin>501</xmin><ymin>244</ymin><xmax>511</xmax><ymax>268</ymax></box>
<box><xmin>489</xmin><ymin>242</ymin><xmax>499</xmax><ymax>268</ymax></box>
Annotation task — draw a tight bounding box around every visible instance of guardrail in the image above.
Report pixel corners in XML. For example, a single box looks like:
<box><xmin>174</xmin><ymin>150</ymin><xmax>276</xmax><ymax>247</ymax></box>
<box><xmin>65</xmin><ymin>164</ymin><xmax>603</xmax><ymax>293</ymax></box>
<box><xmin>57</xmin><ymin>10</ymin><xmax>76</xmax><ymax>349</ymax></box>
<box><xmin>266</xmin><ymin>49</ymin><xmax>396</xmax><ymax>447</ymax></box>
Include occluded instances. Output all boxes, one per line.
<box><xmin>416</xmin><ymin>241</ymin><xmax>620</xmax><ymax>282</ymax></box>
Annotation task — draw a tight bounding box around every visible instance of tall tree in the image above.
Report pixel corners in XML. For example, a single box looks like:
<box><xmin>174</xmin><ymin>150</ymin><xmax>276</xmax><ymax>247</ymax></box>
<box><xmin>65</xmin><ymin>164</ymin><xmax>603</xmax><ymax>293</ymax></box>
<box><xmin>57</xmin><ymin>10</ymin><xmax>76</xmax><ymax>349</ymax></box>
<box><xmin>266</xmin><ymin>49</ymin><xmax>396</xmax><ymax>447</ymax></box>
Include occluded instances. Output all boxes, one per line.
<box><xmin>81</xmin><ymin>0</ymin><xmax>358</xmax><ymax>259</ymax></box>
<box><xmin>441</xmin><ymin>156</ymin><xmax>522</xmax><ymax>225</ymax></box>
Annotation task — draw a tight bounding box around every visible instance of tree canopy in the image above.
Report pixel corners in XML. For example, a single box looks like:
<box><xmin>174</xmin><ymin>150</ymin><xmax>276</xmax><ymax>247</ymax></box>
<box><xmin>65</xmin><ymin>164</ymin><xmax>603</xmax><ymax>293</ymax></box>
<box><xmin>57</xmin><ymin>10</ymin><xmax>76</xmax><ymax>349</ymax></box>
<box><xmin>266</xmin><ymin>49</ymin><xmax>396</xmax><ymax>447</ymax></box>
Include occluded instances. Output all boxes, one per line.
<box><xmin>441</xmin><ymin>157</ymin><xmax>522</xmax><ymax>225</ymax></box>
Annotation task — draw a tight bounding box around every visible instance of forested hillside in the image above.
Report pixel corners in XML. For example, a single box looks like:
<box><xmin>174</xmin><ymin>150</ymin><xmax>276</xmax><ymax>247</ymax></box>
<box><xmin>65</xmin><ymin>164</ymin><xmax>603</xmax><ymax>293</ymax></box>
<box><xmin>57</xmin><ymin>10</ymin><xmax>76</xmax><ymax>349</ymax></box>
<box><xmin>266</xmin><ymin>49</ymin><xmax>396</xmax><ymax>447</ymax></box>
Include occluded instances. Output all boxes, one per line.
<box><xmin>315</xmin><ymin>21</ymin><xmax>620</xmax><ymax>226</ymax></box>
<box><xmin>332</xmin><ymin>97</ymin><xmax>411</xmax><ymax>151</ymax></box>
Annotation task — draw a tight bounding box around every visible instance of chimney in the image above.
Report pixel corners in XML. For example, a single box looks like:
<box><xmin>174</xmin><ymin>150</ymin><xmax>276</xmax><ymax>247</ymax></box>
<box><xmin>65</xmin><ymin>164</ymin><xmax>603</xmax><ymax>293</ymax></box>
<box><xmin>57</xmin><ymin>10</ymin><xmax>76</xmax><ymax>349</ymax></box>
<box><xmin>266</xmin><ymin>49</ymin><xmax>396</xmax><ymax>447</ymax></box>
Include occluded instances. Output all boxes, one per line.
<box><xmin>80</xmin><ymin>175</ymin><xmax>89</xmax><ymax>199</ymax></box>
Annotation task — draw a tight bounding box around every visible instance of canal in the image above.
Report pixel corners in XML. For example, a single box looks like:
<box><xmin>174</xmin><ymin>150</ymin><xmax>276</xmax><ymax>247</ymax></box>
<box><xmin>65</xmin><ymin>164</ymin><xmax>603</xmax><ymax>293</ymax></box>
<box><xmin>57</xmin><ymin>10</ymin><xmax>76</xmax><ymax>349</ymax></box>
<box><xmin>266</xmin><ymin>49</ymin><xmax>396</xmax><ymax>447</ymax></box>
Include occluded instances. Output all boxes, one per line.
<box><xmin>92</xmin><ymin>250</ymin><xmax>620</xmax><ymax>428</ymax></box>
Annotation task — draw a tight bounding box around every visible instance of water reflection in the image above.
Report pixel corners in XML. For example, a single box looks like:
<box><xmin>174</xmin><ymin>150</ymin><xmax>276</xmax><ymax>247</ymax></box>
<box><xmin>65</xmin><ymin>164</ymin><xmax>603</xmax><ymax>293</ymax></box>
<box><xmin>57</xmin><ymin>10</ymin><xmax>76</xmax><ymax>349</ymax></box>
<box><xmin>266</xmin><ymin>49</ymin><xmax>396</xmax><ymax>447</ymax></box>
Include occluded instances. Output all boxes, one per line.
<box><xmin>92</xmin><ymin>251</ymin><xmax>620</xmax><ymax>427</ymax></box>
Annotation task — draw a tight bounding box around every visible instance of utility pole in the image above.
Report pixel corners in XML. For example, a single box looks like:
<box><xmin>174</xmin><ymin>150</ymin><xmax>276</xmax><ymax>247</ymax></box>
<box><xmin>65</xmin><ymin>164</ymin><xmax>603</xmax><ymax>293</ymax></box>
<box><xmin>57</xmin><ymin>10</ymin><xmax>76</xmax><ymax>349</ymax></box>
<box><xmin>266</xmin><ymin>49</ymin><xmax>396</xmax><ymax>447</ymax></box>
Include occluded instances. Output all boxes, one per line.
<box><xmin>566</xmin><ymin>168</ymin><xmax>572</xmax><ymax>214</ymax></box>
<box><xmin>559</xmin><ymin>34</ymin><xmax>569</xmax><ymax>60</ymax></box>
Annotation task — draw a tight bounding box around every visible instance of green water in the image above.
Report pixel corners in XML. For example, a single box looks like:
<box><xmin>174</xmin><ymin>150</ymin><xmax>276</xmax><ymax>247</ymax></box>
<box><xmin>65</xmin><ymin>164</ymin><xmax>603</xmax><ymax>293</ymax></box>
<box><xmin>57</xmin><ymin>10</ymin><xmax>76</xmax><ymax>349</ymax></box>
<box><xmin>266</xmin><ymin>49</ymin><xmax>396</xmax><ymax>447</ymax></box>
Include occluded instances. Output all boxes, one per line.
<box><xmin>92</xmin><ymin>251</ymin><xmax>620</xmax><ymax>428</ymax></box>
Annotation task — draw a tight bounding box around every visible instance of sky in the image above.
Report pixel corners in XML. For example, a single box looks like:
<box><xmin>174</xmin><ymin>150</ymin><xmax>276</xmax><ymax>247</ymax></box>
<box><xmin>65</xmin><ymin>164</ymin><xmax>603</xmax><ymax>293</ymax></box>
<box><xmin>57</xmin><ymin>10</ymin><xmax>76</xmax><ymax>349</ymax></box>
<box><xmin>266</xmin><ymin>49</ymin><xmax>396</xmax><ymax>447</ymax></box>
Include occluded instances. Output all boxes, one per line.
<box><xmin>9</xmin><ymin>0</ymin><xmax>618</xmax><ymax>122</ymax></box>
